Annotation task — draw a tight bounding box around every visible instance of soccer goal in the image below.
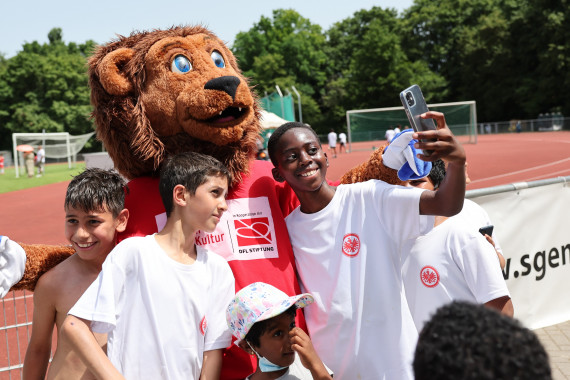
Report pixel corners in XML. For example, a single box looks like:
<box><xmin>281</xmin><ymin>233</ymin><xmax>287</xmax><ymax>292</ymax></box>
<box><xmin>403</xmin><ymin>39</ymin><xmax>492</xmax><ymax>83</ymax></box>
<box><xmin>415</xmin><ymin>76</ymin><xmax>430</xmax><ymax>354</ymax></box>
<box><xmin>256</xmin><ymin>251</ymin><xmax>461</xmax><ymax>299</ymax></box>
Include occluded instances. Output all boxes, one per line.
<box><xmin>345</xmin><ymin>100</ymin><xmax>477</xmax><ymax>151</ymax></box>
<box><xmin>12</xmin><ymin>132</ymin><xmax>95</xmax><ymax>178</ymax></box>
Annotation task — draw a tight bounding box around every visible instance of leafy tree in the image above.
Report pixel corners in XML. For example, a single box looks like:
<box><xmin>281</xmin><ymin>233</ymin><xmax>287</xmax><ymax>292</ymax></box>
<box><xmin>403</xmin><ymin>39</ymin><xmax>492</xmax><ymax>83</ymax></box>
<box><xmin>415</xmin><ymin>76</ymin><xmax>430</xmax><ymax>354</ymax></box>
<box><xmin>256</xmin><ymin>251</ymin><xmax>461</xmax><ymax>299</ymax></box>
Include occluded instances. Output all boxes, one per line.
<box><xmin>0</xmin><ymin>28</ymin><xmax>97</xmax><ymax>151</ymax></box>
<box><xmin>323</xmin><ymin>7</ymin><xmax>446</xmax><ymax>128</ymax></box>
<box><xmin>232</xmin><ymin>9</ymin><xmax>328</xmax><ymax>128</ymax></box>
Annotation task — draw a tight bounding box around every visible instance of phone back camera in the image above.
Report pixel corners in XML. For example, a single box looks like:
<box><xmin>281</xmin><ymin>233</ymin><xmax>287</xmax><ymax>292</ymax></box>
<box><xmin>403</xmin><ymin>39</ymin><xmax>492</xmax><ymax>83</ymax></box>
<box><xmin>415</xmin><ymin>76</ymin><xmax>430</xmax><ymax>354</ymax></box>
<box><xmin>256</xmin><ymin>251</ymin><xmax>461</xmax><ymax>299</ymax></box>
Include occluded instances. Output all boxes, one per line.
<box><xmin>405</xmin><ymin>92</ymin><xmax>415</xmax><ymax>107</ymax></box>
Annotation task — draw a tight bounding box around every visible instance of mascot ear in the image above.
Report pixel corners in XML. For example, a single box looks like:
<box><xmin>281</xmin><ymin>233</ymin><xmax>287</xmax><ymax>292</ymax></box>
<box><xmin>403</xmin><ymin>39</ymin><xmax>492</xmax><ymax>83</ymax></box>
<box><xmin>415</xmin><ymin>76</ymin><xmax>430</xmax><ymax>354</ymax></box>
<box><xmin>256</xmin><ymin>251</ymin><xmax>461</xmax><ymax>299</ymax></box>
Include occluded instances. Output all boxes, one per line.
<box><xmin>98</xmin><ymin>48</ymin><xmax>135</xmax><ymax>96</ymax></box>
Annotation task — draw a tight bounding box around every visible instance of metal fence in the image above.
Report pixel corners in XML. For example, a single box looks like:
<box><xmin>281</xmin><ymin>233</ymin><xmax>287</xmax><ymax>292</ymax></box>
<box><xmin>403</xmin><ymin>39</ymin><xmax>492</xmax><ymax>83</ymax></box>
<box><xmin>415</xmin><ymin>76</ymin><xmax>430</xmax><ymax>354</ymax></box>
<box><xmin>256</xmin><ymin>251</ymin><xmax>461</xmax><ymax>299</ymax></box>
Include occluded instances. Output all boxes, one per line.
<box><xmin>0</xmin><ymin>290</ymin><xmax>33</xmax><ymax>379</ymax></box>
<box><xmin>478</xmin><ymin>115</ymin><xmax>567</xmax><ymax>135</ymax></box>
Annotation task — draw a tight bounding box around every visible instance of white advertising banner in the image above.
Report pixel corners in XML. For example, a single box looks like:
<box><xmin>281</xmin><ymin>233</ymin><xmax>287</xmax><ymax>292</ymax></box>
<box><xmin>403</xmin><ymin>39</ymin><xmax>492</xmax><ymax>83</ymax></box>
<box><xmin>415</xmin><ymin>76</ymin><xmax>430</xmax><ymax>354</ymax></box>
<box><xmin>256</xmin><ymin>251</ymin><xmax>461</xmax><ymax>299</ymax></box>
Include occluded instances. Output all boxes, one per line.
<box><xmin>469</xmin><ymin>180</ymin><xmax>570</xmax><ymax>329</ymax></box>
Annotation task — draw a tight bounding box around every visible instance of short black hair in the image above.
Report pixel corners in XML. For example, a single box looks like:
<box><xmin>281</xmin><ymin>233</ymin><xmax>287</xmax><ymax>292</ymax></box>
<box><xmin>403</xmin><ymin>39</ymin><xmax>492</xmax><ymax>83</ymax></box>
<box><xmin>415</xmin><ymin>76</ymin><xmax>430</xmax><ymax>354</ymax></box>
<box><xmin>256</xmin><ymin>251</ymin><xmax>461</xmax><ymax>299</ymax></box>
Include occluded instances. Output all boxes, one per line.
<box><xmin>245</xmin><ymin>305</ymin><xmax>297</xmax><ymax>348</ymax></box>
<box><xmin>267</xmin><ymin>122</ymin><xmax>321</xmax><ymax>166</ymax></box>
<box><xmin>159</xmin><ymin>152</ymin><xmax>231</xmax><ymax>217</ymax></box>
<box><xmin>414</xmin><ymin>301</ymin><xmax>551</xmax><ymax>380</ymax></box>
<box><xmin>65</xmin><ymin>168</ymin><xmax>128</xmax><ymax>218</ymax></box>
<box><xmin>428</xmin><ymin>159</ymin><xmax>446</xmax><ymax>190</ymax></box>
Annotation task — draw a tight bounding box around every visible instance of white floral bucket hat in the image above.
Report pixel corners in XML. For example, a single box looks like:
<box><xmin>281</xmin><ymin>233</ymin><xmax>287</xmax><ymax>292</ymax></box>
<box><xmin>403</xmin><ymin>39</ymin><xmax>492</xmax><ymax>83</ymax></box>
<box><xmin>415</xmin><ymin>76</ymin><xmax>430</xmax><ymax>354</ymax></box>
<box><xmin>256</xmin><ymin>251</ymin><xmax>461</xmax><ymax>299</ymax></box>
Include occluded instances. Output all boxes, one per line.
<box><xmin>226</xmin><ymin>282</ymin><xmax>314</xmax><ymax>345</ymax></box>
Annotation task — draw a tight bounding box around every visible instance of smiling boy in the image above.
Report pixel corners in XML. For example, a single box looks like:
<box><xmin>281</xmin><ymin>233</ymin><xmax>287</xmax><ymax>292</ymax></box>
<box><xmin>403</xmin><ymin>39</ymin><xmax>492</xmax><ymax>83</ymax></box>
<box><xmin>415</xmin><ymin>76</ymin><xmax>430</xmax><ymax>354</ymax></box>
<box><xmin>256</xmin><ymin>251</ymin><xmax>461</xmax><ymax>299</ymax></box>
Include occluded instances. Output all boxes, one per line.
<box><xmin>267</xmin><ymin>114</ymin><xmax>467</xmax><ymax>380</ymax></box>
<box><xmin>23</xmin><ymin>168</ymin><xmax>129</xmax><ymax>380</ymax></box>
<box><xmin>61</xmin><ymin>152</ymin><xmax>235</xmax><ymax>379</ymax></box>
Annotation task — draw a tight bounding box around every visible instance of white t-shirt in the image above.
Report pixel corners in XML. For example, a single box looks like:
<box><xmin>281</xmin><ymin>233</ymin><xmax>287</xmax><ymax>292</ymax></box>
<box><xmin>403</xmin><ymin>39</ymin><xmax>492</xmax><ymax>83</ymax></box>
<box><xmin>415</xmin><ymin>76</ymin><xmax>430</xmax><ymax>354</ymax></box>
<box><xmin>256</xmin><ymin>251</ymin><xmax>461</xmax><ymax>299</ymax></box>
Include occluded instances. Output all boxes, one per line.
<box><xmin>245</xmin><ymin>353</ymin><xmax>333</xmax><ymax>380</ymax></box>
<box><xmin>338</xmin><ymin>133</ymin><xmax>347</xmax><ymax>144</ymax></box>
<box><xmin>36</xmin><ymin>148</ymin><xmax>45</xmax><ymax>163</ymax></box>
<box><xmin>327</xmin><ymin>132</ymin><xmax>337</xmax><ymax>147</ymax></box>
<box><xmin>401</xmin><ymin>217</ymin><xmax>510</xmax><ymax>331</ymax></box>
<box><xmin>286</xmin><ymin>180</ymin><xmax>433</xmax><ymax>380</ymax></box>
<box><xmin>456</xmin><ymin>198</ymin><xmax>503</xmax><ymax>255</ymax></box>
<box><xmin>385</xmin><ymin>129</ymin><xmax>396</xmax><ymax>142</ymax></box>
<box><xmin>69</xmin><ymin>235</ymin><xmax>235</xmax><ymax>379</ymax></box>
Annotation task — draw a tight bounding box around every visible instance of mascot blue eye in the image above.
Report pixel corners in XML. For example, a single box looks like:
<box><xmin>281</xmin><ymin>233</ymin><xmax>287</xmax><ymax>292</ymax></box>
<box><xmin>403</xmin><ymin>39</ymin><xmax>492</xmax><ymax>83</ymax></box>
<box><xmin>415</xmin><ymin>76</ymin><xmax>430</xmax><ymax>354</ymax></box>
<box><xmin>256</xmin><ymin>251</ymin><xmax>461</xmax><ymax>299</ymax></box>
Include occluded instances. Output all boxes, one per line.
<box><xmin>211</xmin><ymin>51</ymin><xmax>225</xmax><ymax>68</ymax></box>
<box><xmin>171</xmin><ymin>55</ymin><xmax>192</xmax><ymax>74</ymax></box>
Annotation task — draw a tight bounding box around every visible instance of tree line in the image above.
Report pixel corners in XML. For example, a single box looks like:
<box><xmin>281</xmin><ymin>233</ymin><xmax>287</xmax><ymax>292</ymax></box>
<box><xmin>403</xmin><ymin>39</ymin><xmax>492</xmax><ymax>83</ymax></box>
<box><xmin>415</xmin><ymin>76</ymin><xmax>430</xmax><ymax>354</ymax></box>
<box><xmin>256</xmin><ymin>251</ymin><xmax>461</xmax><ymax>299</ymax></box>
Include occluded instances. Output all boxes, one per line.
<box><xmin>1</xmin><ymin>0</ymin><xmax>568</xmax><ymax>150</ymax></box>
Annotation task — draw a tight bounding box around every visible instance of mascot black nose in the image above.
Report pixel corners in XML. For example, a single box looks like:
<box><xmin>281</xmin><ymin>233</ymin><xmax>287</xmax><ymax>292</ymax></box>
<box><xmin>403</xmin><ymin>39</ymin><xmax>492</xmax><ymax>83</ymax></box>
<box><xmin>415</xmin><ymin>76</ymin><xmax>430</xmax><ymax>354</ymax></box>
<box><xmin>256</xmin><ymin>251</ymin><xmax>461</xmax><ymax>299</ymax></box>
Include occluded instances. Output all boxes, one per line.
<box><xmin>204</xmin><ymin>76</ymin><xmax>241</xmax><ymax>101</ymax></box>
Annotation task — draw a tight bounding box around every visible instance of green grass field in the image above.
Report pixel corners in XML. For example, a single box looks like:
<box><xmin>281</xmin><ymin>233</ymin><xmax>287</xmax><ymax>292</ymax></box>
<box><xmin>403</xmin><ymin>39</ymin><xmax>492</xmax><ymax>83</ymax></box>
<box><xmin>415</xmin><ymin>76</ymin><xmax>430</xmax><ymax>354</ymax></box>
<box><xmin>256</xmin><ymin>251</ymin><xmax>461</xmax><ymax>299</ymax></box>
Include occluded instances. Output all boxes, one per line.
<box><xmin>0</xmin><ymin>162</ymin><xmax>86</xmax><ymax>194</ymax></box>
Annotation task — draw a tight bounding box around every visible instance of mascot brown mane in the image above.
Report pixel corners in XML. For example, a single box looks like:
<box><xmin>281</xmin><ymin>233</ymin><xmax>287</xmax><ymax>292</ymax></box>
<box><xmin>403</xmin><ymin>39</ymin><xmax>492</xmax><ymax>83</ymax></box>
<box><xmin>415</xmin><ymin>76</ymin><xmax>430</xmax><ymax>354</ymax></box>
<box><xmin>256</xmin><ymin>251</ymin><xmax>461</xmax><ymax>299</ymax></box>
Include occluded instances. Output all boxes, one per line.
<box><xmin>90</xmin><ymin>25</ymin><xmax>260</xmax><ymax>183</ymax></box>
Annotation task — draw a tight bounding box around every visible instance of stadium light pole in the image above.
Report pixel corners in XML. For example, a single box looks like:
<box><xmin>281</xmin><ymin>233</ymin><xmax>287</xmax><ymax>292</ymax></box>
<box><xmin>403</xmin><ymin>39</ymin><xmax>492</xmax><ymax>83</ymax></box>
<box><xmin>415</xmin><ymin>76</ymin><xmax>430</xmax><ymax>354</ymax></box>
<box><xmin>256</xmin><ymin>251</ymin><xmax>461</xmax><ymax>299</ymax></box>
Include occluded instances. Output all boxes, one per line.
<box><xmin>291</xmin><ymin>86</ymin><xmax>302</xmax><ymax>124</ymax></box>
<box><xmin>275</xmin><ymin>85</ymin><xmax>285</xmax><ymax>119</ymax></box>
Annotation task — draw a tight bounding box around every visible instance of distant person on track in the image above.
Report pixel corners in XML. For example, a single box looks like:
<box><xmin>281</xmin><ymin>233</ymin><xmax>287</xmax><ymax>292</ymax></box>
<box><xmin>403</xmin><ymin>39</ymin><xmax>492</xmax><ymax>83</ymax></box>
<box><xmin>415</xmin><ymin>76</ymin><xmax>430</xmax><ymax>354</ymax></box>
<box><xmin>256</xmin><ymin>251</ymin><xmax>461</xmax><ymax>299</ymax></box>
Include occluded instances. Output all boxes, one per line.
<box><xmin>385</xmin><ymin>128</ymin><xmax>396</xmax><ymax>143</ymax></box>
<box><xmin>338</xmin><ymin>131</ymin><xmax>347</xmax><ymax>154</ymax></box>
<box><xmin>327</xmin><ymin>129</ymin><xmax>338</xmax><ymax>158</ymax></box>
<box><xmin>35</xmin><ymin>145</ymin><xmax>45</xmax><ymax>176</ymax></box>
<box><xmin>23</xmin><ymin>168</ymin><xmax>129</xmax><ymax>380</ymax></box>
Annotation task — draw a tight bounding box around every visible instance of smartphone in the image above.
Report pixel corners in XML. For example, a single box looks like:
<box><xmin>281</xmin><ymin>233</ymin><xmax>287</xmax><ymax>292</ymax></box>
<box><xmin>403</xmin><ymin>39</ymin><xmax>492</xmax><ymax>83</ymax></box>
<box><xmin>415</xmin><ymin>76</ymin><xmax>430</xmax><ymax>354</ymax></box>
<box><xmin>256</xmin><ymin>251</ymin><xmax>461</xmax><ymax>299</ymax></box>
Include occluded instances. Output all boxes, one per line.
<box><xmin>399</xmin><ymin>84</ymin><xmax>437</xmax><ymax>133</ymax></box>
<box><xmin>478</xmin><ymin>225</ymin><xmax>494</xmax><ymax>237</ymax></box>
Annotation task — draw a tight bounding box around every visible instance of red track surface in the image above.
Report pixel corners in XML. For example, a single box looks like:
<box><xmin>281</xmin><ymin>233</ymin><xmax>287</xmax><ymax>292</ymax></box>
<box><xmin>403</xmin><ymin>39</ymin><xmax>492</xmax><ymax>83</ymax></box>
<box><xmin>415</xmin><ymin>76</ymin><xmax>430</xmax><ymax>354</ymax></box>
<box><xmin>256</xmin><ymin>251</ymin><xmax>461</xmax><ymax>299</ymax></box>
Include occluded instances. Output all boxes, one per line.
<box><xmin>1</xmin><ymin>131</ymin><xmax>569</xmax><ymax>244</ymax></box>
<box><xmin>0</xmin><ymin>131</ymin><xmax>568</xmax><ymax>377</ymax></box>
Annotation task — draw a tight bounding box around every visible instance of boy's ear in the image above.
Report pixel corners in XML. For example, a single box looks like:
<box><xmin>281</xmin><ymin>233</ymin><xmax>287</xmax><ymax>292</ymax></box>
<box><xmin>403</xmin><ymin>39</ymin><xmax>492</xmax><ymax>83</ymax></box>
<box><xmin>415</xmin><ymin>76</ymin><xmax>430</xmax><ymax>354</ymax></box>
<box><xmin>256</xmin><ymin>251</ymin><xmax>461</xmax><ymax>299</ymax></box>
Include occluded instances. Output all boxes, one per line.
<box><xmin>238</xmin><ymin>340</ymin><xmax>255</xmax><ymax>355</ymax></box>
<box><xmin>272</xmin><ymin>167</ymin><xmax>285</xmax><ymax>183</ymax></box>
<box><xmin>324</xmin><ymin>152</ymin><xmax>329</xmax><ymax>167</ymax></box>
<box><xmin>173</xmin><ymin>184</ymin><xmax>187</xmax><ymax>206</ymax></box>
<box><xmin>115</xmin><ymin>209</ymin><xmax>130</xmax><ymax>233</ymax></box>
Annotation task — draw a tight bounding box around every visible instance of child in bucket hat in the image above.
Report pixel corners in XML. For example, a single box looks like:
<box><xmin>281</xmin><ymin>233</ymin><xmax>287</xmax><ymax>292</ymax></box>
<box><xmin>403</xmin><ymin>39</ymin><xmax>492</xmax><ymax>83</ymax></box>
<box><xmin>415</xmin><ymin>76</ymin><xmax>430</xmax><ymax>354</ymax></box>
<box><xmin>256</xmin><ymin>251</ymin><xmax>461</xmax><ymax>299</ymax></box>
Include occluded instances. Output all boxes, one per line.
<box><xmin>227</xmin><ymin>282</ymin><xmax>332</xmax><ymax>379</ymax></box>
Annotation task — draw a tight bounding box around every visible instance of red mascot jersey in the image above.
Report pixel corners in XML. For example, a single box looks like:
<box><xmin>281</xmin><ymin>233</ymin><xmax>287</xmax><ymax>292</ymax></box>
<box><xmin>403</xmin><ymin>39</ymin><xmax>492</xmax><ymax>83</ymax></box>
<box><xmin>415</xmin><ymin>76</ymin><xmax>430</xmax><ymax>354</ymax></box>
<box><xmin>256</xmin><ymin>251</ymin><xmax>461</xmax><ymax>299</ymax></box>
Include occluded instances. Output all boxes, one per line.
<box><xmin>119</xmin><ymin>160</ymin><xmax>304</xmax><ymax>379</ymax></box>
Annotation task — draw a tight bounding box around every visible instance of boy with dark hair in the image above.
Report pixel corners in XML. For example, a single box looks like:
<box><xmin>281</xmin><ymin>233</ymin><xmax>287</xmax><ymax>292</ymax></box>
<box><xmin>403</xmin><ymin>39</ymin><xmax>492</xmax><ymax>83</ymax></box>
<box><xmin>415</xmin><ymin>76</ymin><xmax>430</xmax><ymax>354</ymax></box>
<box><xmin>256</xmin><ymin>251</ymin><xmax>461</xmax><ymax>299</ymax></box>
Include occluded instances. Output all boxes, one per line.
<box><xmin>23</xmin><ymin>168</ymin><xmax>129</xmax><ymax>379</ymax></box>
<box><xmin>268</xmin><ymin>113</ymin><xmax>467</xmax><ymax>379</ymax></box>
<box><xmin>227</xmin><ymin>282</ymin><xmax>332</xmax><ymax>379</ymax></box>
<box><xmin>61</xmin><ymin>152</ymin><xmax>235</xmax><ymax>379</ymax></box>
<box><xmin>414</xmin><ymin>301</ymin><xmax>551</xmax><ymax>380</ymax></box>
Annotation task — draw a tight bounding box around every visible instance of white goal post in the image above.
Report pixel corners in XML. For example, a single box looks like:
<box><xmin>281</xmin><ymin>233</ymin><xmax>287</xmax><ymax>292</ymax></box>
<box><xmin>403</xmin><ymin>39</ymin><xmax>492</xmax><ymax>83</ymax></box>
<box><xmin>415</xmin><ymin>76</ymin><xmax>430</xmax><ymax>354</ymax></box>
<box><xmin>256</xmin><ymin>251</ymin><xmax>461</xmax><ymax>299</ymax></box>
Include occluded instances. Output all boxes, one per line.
<box><xmin>345</xmin><ymin>100</ymin><xmax>477</xmax><ymax>152</ymax></box>
<box><xmin>12</xmin><ymin>132</ymin><xmax>95</xmax><ymax>178</ymax></box>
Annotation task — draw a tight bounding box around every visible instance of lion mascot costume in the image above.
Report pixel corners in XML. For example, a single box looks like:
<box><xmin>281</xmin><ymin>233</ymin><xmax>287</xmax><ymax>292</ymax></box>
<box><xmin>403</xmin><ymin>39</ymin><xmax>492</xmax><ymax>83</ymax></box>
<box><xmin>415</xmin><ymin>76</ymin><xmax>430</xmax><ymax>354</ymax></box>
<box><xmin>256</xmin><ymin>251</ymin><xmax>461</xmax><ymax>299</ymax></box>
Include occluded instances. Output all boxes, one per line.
<box><xmin>1</xmin><ymin>26</ymin><xmax>424</xmax><ymax>378</ymax></box>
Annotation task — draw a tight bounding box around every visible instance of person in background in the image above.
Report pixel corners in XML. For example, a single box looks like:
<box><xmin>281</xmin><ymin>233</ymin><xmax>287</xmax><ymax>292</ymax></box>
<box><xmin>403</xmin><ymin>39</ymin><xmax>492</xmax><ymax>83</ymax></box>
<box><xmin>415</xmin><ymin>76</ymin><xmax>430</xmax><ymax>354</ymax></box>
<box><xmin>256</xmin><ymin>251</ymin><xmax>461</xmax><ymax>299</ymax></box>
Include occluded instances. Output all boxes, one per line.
<box><xmin>385</xmin><ymin>128</ymin><xmax>396</xmax><ymax>143</ymax></box>
<box><xmin>24</xmin><ymin>150</ymin><xmax>35</xmax><ymax>178</ymax></box>
<box><xmin>414</xmin><ymin>301</ymin><xmax>551</xmax><ymax>380</ymax></box>
<box><xmin>36</xmin><ymin>145</ymin><xmax>45</xmax><ymax>176</ymax></box>
<box><xmin>402</xmin><ymin>159</ymin><xmax>513</xmax><ymax>331</ymax></box>
<box><xmin>338</xmin><ymin>131</ymin><xmax>347</xmax><ymax>154</ymax></box>
<box><xmin>327</xmin><ymin>129</ymin><xmax>337</xmax><ymax>158</ymax></box>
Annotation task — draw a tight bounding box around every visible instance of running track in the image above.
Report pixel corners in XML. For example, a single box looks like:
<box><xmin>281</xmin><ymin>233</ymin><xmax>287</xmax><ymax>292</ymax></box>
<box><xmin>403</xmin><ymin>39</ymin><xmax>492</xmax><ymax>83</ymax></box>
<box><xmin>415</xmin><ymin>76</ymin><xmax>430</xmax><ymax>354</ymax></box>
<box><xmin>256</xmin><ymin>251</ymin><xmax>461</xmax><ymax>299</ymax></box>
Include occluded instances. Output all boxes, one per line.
<box><xmin>2</xmin><ymin>131</ymin><xmax>569</xmax><ymax>245</ymax></box>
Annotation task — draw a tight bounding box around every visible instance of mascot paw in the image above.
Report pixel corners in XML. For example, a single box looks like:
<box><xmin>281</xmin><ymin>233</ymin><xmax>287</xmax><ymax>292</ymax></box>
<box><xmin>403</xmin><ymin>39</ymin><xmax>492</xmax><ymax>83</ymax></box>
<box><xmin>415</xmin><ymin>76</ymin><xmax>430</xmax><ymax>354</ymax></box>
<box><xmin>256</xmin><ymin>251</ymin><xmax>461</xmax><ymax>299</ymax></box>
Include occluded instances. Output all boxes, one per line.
<box><xmin>0</xmin><ymin>236</ymin><xmax>26</xmax><ymax>298</ymax></box>
<box><xmin>382</xmin><ymin>129</ymin><xmax>432</xmax><ymax>181</ymax></box>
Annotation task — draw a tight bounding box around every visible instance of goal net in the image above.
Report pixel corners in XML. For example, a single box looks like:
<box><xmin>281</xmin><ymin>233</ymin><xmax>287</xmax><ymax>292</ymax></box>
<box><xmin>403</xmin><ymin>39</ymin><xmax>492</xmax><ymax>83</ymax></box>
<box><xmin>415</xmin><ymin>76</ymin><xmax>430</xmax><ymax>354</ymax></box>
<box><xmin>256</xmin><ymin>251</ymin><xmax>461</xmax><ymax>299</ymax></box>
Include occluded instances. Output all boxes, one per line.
<box><xmin>12</xmin><ymin>132</ymin><xmax>95</xmax><ymax>177</ymax></box>
<box><xmin>346</xmin><ymin>101</ymin><xmax>477</xmax><ymax>151</ymax></box>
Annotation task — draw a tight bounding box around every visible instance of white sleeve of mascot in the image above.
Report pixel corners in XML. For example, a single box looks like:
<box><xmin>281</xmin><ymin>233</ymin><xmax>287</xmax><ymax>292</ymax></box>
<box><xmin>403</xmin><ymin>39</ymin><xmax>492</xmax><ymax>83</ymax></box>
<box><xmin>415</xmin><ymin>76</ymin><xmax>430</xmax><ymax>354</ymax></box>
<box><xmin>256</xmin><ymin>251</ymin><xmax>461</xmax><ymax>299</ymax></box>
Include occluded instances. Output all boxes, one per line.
<box><xmin>0</xmin><ymin>236</ymin><xmax>26</xmax><ymax>298</ymax></box>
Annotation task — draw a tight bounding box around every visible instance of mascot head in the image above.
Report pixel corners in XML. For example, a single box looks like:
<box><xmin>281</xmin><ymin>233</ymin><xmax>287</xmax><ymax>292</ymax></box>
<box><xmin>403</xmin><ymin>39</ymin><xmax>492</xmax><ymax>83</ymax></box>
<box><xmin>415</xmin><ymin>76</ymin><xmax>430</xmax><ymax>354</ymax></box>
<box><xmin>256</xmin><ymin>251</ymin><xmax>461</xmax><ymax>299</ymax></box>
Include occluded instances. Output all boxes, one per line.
<box><xmin>89</xmin><ymin>25</ymin><xmax>261</xmax><ymax>184</ymax></box>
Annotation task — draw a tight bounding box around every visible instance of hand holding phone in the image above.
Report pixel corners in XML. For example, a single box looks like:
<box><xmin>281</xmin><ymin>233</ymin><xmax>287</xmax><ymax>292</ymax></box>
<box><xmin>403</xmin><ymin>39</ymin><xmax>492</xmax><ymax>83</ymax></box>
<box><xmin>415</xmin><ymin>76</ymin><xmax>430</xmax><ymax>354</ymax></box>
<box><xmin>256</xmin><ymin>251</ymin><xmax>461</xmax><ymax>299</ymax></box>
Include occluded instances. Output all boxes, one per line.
<box><xmin>400</xmin><ymin>85</ymin><xmax>437</xmax><ymax>133</ymax></box>
<box><xmin>478</xmin><ymin>225</ymin><xmax>494</xmax><ymax>237</ymax></box>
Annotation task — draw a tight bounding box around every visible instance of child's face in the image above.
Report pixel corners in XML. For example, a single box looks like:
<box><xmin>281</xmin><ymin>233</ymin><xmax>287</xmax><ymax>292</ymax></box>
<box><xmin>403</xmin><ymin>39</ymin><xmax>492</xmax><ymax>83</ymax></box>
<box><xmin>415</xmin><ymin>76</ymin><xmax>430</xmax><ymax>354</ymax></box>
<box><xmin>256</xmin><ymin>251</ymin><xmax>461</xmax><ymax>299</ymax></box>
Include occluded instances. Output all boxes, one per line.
<box><xmin>271</xmin><ymin>128</ymin><xmax>328</xmax><ymax>193</ymax></box>
<box><xmin>253</xmin><ymin>312</ymin><xmax>297</xmax><ymax>368</ymax></box>
<box><xmin>184</xmin><ymin>175</ymin><xmax>228</xmax><ymax>233</ymax></box>
<box><xmin>65</xmin><ymin>205</ymin><xmax>128</xmax><ymax>263</ymax></box>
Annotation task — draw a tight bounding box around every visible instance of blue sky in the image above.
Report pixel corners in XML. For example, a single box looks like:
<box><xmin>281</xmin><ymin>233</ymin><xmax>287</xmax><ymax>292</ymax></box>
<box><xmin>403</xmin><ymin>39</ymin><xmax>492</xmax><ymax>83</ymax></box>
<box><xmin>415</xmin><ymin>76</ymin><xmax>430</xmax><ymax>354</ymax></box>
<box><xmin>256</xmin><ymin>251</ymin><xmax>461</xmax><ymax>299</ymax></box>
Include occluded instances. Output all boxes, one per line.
<box><xmin>1</xmin><ymin>0</ymin><xmax>413</xmax><ymax>58</ymax></box>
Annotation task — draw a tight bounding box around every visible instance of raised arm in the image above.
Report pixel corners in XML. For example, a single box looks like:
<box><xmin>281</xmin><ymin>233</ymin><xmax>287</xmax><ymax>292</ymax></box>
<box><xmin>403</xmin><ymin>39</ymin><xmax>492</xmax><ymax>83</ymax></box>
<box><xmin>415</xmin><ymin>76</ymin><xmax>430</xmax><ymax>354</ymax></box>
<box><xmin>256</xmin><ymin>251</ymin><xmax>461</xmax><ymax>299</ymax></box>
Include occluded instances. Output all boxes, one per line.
<box><xmin>415</xmin><ymin>111</ymin><xmax>466</xmax><ymax>216</ymax></box>
<box><xmin>60</xmin><ymin>315</ymin><xmax>124</xmax><ymax>380</ymax></box>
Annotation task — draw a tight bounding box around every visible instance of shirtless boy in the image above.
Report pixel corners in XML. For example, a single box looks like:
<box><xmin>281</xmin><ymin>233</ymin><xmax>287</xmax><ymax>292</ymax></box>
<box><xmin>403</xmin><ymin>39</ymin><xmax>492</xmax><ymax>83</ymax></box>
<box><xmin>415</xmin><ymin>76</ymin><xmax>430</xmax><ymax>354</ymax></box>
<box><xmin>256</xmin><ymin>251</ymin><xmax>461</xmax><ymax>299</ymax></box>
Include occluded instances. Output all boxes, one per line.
<box><xmin>23</xmin><ymin>168</ymin><xmax>129</xmax><ymax>379</ymax></box>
